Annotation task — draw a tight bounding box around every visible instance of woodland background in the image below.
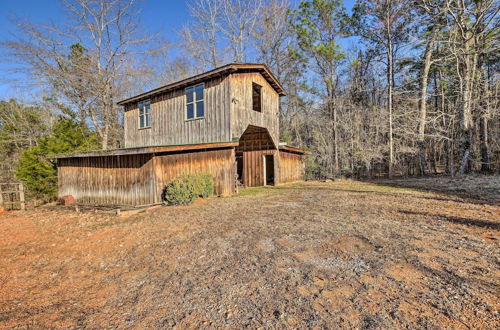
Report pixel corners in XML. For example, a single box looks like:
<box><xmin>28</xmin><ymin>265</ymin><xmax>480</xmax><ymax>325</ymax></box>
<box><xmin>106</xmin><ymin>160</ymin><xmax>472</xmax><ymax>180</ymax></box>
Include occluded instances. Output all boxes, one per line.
<box><xmin>0</xmin><ymin>0</ymin><xmax>498</xmax><ymax>199</ymax></box>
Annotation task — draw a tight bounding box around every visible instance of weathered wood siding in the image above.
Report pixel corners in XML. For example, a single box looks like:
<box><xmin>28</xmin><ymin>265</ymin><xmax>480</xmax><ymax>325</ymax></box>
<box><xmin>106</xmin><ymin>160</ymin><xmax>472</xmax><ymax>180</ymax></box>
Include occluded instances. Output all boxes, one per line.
<box><xmin>278</xmin><ymin>150</ymin><xmax>305</xmax><ymax>184</ymax></box>
<box><xmin>57</xmin><ymin>67</ymin><xmax>306</xmax><ymax>206</ymax></box>
<box><xmin>230</xmin><ymin>72</ymin><xmax>280</xmax><ymax>146</ymax></box>
<box><xmin>124</xmin><ymin>74</ymin><xmax>231</xmax><ymax>148</ymax></box>
<box><xmin>123</xmin><ymin>71</ymin><xmax>279</xmax><ymax>149</ymax></box>
<box><xmin>154</xmin><ymin>148</ymin><xmax>235</xmax><ymax>198</ymax></box>
<box><xmin>58</xmin><ymin>154</ymin><xmax>156</xmax><ymax>206</ymax></box>
<box><xmin>58</xmin><ymin>148</ymin><xmax>236</xmax><ymax>206</ymax></box>
<box><xmin>242</xmin><ymin>150</ymin><xmax>277</xmax><ymax>187</ymax></box>
<box><xmin>57</xmin><ymin>148</ymin><xmax>305</xmax><ymax>205</ymax></box>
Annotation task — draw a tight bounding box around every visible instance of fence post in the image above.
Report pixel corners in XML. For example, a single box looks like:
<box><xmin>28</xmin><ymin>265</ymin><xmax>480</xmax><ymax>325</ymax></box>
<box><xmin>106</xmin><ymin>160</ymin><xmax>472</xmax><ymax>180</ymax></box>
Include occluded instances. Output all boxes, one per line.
<box><xmin>19</xmin><ymin>183</ymin><xmax>25</xmax><ymax>211</ymax></box>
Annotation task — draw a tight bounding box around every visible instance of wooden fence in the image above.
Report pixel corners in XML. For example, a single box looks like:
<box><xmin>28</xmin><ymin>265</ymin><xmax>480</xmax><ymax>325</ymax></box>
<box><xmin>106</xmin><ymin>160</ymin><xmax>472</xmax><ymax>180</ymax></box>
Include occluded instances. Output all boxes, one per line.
<box><xmin>0</xmin><ymin>183</ymin><xmax>26</xmax><ymax>210</ymax></box>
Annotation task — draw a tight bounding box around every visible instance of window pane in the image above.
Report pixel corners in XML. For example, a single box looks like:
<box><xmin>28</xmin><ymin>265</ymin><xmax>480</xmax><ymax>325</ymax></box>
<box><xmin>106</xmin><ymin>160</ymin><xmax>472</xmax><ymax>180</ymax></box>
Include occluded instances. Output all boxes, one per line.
<box><xmin>252</xmin><ymin>83</ymin><xmax>261</xmax><ymax>112</ymax></box>
<box><xmin>187</xmin><ymin>103</ymin><xmax>194</xmax><ymax>119</ymax></box>
<box><xmin>196</xmin><ymin>101</ymin><xmax>204</xmax><ymax>118</ymax></box>
<box><xmin>186</xmin><ymin>88</ymin><xmax>194</xmax><ymax>103</ymax></box>
<box><xmin>145</xmin><ymin>102</ymin><xmax>150</xmax><ymax>114</ymax></box>
<box><xmin>139</xmin><ymin>105</ymin><xmax>144</xmax><ymax>116</ymax></box>
<box><xmin>139</xmin><ymin>115</ymin><xmax>145</xmax><ymax>128</ymax></box>
<box><xmin>195</xmin><ymin>84</ymin><xmax>204</xmax><ymax>101</ymax></box>
<box><xmin>146</xmin><ymin>113</ymin><xmax>151</xmax><ymax>127</ymax></box>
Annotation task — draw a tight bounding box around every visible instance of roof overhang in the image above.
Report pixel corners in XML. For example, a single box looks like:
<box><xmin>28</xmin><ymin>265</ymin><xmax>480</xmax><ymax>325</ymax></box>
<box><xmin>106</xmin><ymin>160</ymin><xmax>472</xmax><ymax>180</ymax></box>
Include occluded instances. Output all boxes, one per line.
<box><xmin>117</xmin><ymin>63</ymin><xmax>286</xmax><ymax>106</ymax></box>
<box><xmin>55</xmin><ymin>141</ymin><xmax>239</xmax><ymax>159</ymax></box>
<box><xmin>279</xmin><ymin>144</ymin><xmax>309</xmax><ymax>154</ymax></box>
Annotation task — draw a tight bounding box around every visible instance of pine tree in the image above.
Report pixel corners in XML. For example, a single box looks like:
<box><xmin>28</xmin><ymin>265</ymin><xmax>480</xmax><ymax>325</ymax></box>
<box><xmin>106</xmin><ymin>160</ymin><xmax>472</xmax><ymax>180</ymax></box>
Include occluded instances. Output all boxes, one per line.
<box><xmin>16</xmin><ymin>117</ymin><xmax>99</xmax><ymax>200</ymax></box>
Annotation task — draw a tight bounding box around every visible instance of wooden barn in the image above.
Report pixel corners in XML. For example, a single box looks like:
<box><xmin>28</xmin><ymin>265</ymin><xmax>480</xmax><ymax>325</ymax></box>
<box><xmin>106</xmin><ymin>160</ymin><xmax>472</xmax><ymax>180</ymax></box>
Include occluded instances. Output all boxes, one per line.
<box><xmin>56</xmin><ymin>64</ymin><xmax>307</xmax><ymax>206</ymax></box>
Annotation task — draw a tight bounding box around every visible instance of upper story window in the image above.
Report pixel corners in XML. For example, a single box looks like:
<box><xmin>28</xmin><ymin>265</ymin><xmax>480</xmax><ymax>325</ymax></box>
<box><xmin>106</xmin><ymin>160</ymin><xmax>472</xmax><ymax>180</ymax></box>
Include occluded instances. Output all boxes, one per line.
<box><xmin>138</xmin><ymin>100</ymin><xmax>151</xmax><ymax>129</ymax></box>
<box><xmin>186</xmin><ymin>84</ymin><xmax>204</xmax><ymax>120</ymax></box>
<box><xmin>252</xmin><ymin>83</ymin><xmax>262</xmax><ymax>112</ymax></box>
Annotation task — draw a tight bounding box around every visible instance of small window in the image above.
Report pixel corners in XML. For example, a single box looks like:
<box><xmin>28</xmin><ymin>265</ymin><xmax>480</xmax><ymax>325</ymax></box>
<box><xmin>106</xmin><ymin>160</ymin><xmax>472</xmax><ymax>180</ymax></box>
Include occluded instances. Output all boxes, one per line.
<box><xmin>138</xmin><ymin>100</ymin><xmax>151</xmax><ymax>129</ymax></box>
<box><xmin>252</xmin><ymin>83</ymin><xmax>262</xmax><ymax>112</ymax></box>
<box><xmin>186</xmin><ymin>84</ymin><xmax>204</xmax><ymax>120</ymax></box>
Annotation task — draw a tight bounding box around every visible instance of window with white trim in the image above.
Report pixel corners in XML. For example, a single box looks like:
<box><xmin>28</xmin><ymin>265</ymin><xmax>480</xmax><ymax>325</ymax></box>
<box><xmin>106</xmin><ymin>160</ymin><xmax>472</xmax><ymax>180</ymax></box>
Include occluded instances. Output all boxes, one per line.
<box><xmin>138</xmin><ymin>100</ymin><xmax>151</xmax><ymax>129</ymax></box>
<box><xmin>185</xmin><ymin>84</ymin><xmax>204</xmax><ymax>120</ymax></box>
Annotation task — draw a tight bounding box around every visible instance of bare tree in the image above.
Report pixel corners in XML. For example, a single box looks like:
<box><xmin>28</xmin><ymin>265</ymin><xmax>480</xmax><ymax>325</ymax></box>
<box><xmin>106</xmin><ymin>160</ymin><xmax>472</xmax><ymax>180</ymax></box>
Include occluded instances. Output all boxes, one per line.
<box><xmin>181</xmin><ymin>0</ymin><xmax>261</xmax><ymax>68</ymax></box>
<box><xmin>219</xmin><ymin>0</ymin><xmax>262</xmax><ymax>63</ymax></box>
<box><xmin>415</xmin><ymin>1</ymin><xmax>448</xmax><ymax>175</ymax></box>
<box><xmin>442</xmin><ymin>0</ymin><xmax>498</xmax><ymax>174</ymax></box>
<box><xmin>0</xmin><ymin>99</ymin><xmax>50</xmax><ymax>181</ymax></box>
<box><xmin>353</xmin><ymin>0</ymin><xmax>413</xmax><ymax>177</ymax></box>
<box><xmin>253</xmin><ymin>0</ymin><xmax>309</xmax><ymax>146</ymax></box>
<box><xmin>181</xmin><ymin>0</ymin><xmax>222</xmax><ymax>71</ymax></box>
<box><xmin>2</xmin><ymin>0</ymin><xmax>159</xmax><ymax>149</ymax></box>
<box><xmin>253</xmin><ymin>0</ymin><xmax>290</xmax><ymax>79</ymax></box>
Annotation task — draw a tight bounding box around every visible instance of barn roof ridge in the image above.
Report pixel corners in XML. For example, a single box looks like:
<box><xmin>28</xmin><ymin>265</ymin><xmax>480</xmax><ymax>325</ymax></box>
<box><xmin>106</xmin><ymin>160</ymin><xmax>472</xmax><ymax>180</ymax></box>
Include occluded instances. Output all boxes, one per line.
<box><xmin>117</xmin><ymin>63</ymin><xmax>286</xmax><ymax>106</ymax></box>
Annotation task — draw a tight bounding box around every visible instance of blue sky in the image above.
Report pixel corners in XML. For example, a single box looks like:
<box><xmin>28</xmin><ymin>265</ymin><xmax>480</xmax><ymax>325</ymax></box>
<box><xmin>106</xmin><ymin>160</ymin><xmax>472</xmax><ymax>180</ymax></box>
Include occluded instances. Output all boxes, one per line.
<box><xmin>0</xmin><ymin>0</ymin><xmax>355</xmax><ymax>100</ymax></box>
<box><xmin>0</xmin><ymin>0</ymin><xmax>192</xmax><ymax>99</ymax></box>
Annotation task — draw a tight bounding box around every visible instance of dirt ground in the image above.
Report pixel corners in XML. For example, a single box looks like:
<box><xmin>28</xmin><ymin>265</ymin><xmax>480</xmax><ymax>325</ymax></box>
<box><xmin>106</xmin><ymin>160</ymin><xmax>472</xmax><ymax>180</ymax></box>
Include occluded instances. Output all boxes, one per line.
<box><xmin>0</xmin><ymin>176</ymin><xmax>499</xmax><ymax>328</ymax></box>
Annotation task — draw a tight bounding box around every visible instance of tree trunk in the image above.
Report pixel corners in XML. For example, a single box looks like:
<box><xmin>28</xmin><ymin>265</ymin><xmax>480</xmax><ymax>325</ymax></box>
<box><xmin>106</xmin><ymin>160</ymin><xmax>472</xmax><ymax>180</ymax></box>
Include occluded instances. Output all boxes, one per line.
<box><xmin>458</xmin><ymin>35</ymin><xmax>474</xmax><ymax>174</ymax></box>
<box><xmin>480</xmin><ymin>63</ymin><xmax>491</xmax><ymax>173</ymax></box>
<box><xmin>479</xmin><ymin>115</ymin><xmax>491</xmax><ymax>172</ymax></box>
<box><xmin>387</xmin><ymin>41</ymin><xmax>394</xmax><ymax>178</ymax></box>
<box><xmin>333</xmin><ymin>99</ymin><xmax>339</xmax><ymax>176</ymax></box>
<box><xmin>444</xmin><ymin>139</ymin><xmax>450</xmax><ymax>174</ymax></box>
<box><xmin>326</xmin><ymin>74</ymin><xmax>339</xmax><ymax>177</ymax></box>
<box><xmin>459</xmin><ymin>129</ymin><xmax>471</xmax><ymax>174</ymax></box>
<box><xmin>101</xmin><ymin>123</ymin><xmax>109</xmax><ymax>150</ymax></box>
<box><xmin>417</xmin><ymin>27</ymin><xmax>438</xmax><ymax>176</ymax></box>
<box><xmin>431</xmin><ymin>141</ymin><xmax>438</xmax><ymax>174</ymax></box>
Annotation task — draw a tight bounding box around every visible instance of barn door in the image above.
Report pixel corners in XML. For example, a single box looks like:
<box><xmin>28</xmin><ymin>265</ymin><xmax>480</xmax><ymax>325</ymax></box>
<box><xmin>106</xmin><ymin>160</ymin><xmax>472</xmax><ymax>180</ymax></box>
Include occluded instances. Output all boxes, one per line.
<box><xmin>264</xmin><ymin>154</ymin><xmax>274</xmax><ymax>186</ymax></box>
<box><xmin>236</xmin><ymin>153</ymin><xmax>244</xmax><ymax>184</ymax></box>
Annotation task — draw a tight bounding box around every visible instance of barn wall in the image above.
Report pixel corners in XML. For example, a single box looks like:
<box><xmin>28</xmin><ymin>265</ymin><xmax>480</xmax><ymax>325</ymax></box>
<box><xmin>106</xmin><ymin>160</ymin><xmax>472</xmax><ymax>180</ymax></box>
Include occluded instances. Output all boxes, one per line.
<box><xmin>154</xmin><ymin>148</ymin><xmax>236</xmax><ymax>198</ymax></box>
<box><xmin>123</xmin><ymin>71</ymin><xmax>281</xmax><ymax>150</ymax></box>
<box><xmin>58</xmin><ymin>148</ymin><xmax>236</xmax><ymax>206</ymax></box>
<box><xmin>242</xmin><ymin>150</ymin><xmax>277</xmax><ymax>187</ymax></box>
<box><xmin>124</xmin><ymin>74</ymin><xmax>231</xmax><ymax>148</ymax></box>
<box><xmin>278</xmin><ymin>150</ymin><xmax>305</xmax><ymax>184</ymax></box>
<box><xmin>229</xmin><ymin>72</ymin><xmax>280</xmax><ymax>146</ymax></box>
<box><xmin>58</xmin><ymin>154</ymin><xmax>156</xmax><ymax>206</ymax></box>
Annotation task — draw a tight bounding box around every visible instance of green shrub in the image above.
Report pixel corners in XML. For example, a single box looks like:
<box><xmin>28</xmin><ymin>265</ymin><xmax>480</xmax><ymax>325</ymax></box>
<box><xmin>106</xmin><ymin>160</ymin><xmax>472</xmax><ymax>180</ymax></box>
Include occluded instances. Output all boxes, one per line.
<box><xmin>192</xmin><ymin>173</ymin><xmax>213</xmax><ymax>198</ymax></box>
<box><xmin>163</xmin><ymin>176</ymin><xmax>197</xmax><ymax>205</ymax></box>
<box><xmin>163</xmin><ymin>173</ymin><xmax>214</xmax><ymax>205</ymax></box>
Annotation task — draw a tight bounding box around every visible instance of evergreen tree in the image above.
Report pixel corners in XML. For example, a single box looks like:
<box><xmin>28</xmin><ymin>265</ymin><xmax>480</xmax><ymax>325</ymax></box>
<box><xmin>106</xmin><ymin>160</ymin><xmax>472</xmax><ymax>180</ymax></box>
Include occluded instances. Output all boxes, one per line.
<box><xmin>292</xmin><ymin>0</ymin><xmax>349</xmax><ymax>177</ymax></box>
<box><xmin>16</xmin><ymin>117</ymin><xmax>99</xmax><ymax>200</ymax></box>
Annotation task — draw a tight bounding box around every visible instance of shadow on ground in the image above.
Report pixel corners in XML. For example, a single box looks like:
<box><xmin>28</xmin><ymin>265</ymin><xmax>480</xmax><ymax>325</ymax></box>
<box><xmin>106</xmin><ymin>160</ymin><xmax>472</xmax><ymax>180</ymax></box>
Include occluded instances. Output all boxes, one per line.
<box><xmin>362</xmin><ymin>174</ymin><xmax>500</xmax><ymax>205</ymax></box>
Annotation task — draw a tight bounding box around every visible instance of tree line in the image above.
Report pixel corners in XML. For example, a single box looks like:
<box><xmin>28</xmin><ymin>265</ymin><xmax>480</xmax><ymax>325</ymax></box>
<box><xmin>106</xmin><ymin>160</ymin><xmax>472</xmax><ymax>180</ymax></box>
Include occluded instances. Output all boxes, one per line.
<box><xmin>0</xmin><ymin>0</ymin><xmax>498</xmax><ymax>198</ymax></box>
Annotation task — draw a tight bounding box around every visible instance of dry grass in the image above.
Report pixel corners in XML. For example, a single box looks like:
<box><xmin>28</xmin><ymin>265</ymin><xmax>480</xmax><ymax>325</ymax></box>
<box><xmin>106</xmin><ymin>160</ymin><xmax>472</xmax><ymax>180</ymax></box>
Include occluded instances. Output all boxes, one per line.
<box><xmin>0</xmin><ymin>176</ymin><xmax>498</xmax><ymax>328</ymax></box>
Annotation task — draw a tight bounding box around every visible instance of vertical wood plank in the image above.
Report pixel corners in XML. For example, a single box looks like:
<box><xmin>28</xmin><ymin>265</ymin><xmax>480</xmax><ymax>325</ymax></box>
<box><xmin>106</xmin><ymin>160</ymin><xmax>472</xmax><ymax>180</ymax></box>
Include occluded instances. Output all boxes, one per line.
<box><xmin>123</xmin><ymin>75</ymin><xmax>231</xmax><ymax>148</ymax></box>
<box><xmin>58</xmin><ymin>147</ymin><xmax>237</xmax><ymax>206</ymax></box>
<box><xmin>19</xmin><ymin>183</ymin><xmax>25</xmax><ymax>211</ymax></box>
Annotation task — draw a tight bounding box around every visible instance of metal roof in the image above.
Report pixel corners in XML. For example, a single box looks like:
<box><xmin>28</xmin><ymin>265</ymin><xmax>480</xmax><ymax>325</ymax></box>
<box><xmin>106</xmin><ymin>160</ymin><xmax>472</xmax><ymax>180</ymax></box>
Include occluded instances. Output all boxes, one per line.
<box><xmin>55</xmin><ymin>141</ymin><xmax>239</xmax><ymax>159</ymax></box>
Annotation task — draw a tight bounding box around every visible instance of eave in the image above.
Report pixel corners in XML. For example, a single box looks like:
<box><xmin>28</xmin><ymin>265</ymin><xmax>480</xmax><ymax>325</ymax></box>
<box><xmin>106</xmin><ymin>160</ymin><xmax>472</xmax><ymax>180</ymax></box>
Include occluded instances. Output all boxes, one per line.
<box><xmin>279</xmin><ymin>145</ymin><xmax>309</xmax><ymax>155</ymax></box>
<box><xmin>54</xmin><ymin>141</ymin><xmax>239</xmax><ymax>159</ymax></box>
